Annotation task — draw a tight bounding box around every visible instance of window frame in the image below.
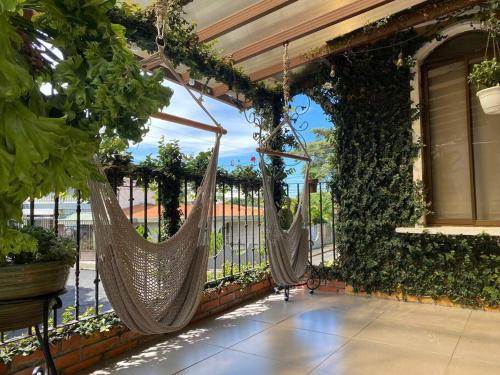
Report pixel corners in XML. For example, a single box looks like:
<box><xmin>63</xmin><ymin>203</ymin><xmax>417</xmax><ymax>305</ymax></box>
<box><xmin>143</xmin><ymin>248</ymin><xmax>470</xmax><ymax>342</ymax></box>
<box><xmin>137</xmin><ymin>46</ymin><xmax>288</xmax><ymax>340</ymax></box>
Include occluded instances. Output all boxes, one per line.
<box><xmin>421</xmin><ymin>48</ymin><xmax>500</xmax><ymax>227</ymax></box>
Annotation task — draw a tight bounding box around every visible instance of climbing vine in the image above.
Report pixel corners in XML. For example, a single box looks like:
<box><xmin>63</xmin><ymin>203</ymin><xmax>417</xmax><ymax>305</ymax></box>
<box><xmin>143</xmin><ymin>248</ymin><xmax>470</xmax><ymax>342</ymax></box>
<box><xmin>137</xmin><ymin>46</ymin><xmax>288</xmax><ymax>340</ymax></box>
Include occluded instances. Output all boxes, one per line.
<box><xmin>108</xmin><ymin>2</ymin><xmax>280</xmax><ymax>111</ymax></box>
<box><xmin>303</xmin><ymin>31</ymin><xmax>500</xmax><ymax>308</ymax></box>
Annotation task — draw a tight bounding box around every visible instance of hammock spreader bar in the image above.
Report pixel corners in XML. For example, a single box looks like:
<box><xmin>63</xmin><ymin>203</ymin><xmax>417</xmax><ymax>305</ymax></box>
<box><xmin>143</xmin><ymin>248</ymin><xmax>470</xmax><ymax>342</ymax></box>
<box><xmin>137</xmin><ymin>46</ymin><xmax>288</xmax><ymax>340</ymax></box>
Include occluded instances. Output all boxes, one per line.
<box><xmin>256</xmin><ymin>147</ymin><xmax>311</xmax><ymax>162</ymax></box>
<box><xmin>152</xmin><ymin>112</ymin><xmax>228</xmax><ymax>135</ymax></box>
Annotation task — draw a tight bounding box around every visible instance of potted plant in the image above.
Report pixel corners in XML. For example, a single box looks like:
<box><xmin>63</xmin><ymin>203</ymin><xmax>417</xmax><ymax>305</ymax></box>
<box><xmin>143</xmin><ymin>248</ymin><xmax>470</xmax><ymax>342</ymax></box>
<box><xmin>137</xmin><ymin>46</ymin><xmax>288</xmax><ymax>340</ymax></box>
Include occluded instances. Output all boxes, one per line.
<box><xmin>469</xmin><ymin>58</ymin><xmax>500</xmax><ymax>114</ymax></box>
<box><xmin>468</xmin><ymin>0</ymin><xmax>500</xmax><ymax>114</ymax></box>
<box><xmin>308</xmin><ymin>177</ymin><xmax>319</xmax><ymax>193</ymax></box>
<box><xmin>0</xmin><ymin>226</ymin><xmax>76</xmax><ymax>331</ymax></box>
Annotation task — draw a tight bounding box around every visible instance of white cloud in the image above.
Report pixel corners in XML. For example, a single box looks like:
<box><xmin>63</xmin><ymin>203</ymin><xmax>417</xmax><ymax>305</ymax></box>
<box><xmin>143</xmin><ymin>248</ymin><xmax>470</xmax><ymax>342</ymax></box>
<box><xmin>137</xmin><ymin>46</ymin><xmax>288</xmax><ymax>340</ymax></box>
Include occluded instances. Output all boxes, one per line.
<box><xmin>133</xmin><ymin>80</ymin><xmax>259</xmax><ymax>160</ymax></box>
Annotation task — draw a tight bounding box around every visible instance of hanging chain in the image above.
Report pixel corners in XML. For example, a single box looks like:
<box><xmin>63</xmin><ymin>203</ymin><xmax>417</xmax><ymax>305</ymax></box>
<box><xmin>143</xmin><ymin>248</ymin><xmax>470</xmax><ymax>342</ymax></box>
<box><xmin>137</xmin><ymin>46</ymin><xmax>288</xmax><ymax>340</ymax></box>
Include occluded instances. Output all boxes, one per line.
<box><xmin>282</xmin><ymin>42</ymin><xmax>291</xmax><ymax>122</ymax></box>
<box><xmin>155</xmin><ymin>0</ymin><xmax>171</xmax><ymax>43</ymax></box>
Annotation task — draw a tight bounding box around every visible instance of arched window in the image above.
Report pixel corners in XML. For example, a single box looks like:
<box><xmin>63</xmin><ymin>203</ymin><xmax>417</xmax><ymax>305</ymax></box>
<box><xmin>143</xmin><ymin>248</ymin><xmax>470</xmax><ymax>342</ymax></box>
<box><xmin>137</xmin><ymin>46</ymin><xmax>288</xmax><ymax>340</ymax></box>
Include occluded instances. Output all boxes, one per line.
<box><xmin>422</xmin><ymin>32</ymin><xmax>500</xmax><ymax>225</ymax></box>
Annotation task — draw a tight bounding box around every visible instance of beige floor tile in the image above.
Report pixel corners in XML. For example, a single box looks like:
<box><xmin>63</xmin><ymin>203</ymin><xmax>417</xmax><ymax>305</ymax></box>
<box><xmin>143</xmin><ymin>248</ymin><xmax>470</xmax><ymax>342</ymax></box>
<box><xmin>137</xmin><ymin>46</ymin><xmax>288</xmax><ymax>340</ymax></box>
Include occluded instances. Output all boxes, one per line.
<box><xmin>87</xmin><ymin>339</ymin><xmax>223</xmax><ymax>375</ymax></box>
<box><xmin>379</xmin><ymin>303</ymin><xmax>471</xmax><ymax>331</ymax></box>
<box><xmin>229</xmin><ymin>293</ymin><xmax>316</xmax><ymax>324</ymax></box>
<box><xmin>231</xmin><ymin>324</ymin><xmax>347</xmax><ymax>369</ymax></box>
<box><xmin>445</xmin><ymin>357</ymin><xmax>500</xmax><ymax>375</ymax></box>
<box><xmin>356</xmin><ymin>318</ymin><xmax>461</xmax><ymax>356</ymax></box>
<box><xmin>462</xmin><ymin>310</ymin><xmax>500</xmax><ymax>340</ymax></box>
<box><xmin>280</xmin><ymin>307</ymin><xmax>380</xmax><ymax>337</ymax></box>
<box><xmin>312</xmin><ymin>338</ymin><xmax>450</xmax><ymax>375</ymax></box>
<box><xmin>178</xmin><ymin>314</ymin><xmax>272</xmax><ymax>348</ymax></box>
<box><xmin>453</xmin><ymin>332</ymin><xmax>500</xmax><ymax>365</ymax></box>
<box><xmin>179</xmin><ymin>348</ymin><xmax>310</xmax><ymax>375</ymax></box>
<box><xmin>315</xmin><ymin>295</ymin><xmax>400</xmax><ymax>314</ymax></box>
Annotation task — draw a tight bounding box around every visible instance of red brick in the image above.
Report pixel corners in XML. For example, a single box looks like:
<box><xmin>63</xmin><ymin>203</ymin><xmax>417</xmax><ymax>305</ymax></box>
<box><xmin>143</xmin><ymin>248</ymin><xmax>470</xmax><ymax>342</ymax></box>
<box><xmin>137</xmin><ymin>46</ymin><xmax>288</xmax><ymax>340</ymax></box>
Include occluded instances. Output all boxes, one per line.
<box><xmin>219</xmin><ymin>292</ymin><xmax>236</xmax><ymax>305</ymax></box>
<box><xmin>54</xmin><ymin>350</ymin><xmax>80</xmax><ymax>370</ymax></box>
<box><xmin>120</xmin><ymin>330</ymin><xmax>143</xmax><ymax>343</ymax></box>
<box><xmin>0</xmin><ymin>362</ymin><xmax>8</xmax><ymax>375</ymax></box>
<box><xmin>63</xmin><ymin>355</ymin><xmax>102</xmax><ymax>375</ymax></box>
<box><xmin>59</xmin><ymin>335</ymin><xmax>81</xmax><ymax>354</ymax></box>
<box><xmin>81</xmin><ymin>337</ymin><xmax>119</xmax><ymax>360</ymax></box>
<box><xmin>200</xmin><ymin>298</ymin><xmax>219</xmax><ymax>312</ymax></box>
<box><xmin>11</xmin><ymin>367</ymin><xmax>36</xmax><ymax>375</ymax></box>
<box><xmin>104</xmin><ymin>340</ymin><xmax>138</xmax><ymax>360</ymax></box>
<box><xmin>11</xmin><ymin>350</ymin><xmax>44</xmax><ymax>370</ymax></box>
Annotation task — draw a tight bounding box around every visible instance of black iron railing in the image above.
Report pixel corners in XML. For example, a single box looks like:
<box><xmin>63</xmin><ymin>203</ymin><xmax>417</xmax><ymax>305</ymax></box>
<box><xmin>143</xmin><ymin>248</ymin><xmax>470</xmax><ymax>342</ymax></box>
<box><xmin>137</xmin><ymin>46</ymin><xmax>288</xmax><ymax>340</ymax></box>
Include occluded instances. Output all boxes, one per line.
<box><xmin>1</xmin><ymin>176</ymin><xmax>336</xmax><ymax>343</ymax></box>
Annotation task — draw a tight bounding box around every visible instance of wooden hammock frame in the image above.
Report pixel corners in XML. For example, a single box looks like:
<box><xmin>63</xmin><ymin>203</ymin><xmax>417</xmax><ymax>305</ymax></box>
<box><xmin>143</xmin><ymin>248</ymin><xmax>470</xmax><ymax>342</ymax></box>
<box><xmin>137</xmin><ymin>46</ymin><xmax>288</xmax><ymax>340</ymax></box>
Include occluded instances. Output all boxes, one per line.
<box><xmin>141</xmin><ymin>52</ymin><xmax>227</xmax><ymax>136</ymax></box>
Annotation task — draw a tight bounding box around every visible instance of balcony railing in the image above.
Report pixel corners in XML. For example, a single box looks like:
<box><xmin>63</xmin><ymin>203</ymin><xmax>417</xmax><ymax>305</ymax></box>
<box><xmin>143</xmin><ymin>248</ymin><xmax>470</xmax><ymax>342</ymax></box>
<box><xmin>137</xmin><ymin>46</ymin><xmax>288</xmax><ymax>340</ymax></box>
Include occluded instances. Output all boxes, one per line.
<box><xmin>2</xmin><ymin>172</ymin><xmax>336</xmax><ymax>343</ymax></box>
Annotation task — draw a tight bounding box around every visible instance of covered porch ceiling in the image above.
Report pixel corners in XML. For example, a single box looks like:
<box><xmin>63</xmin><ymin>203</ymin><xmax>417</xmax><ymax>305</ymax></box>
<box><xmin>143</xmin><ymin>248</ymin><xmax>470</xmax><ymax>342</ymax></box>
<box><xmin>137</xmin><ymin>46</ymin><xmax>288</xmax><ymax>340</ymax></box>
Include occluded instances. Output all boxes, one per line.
<box><xmin>133</xmin><ymin>0</ymin><xmax>482</xmax><ymax>106</ymax></box>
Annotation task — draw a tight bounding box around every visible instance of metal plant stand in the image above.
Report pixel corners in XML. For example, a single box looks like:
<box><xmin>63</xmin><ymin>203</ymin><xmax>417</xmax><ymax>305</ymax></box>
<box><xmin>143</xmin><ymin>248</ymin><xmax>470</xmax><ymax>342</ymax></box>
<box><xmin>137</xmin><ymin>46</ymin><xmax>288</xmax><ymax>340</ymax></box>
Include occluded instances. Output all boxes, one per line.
<box><xmin>275</xmin><ymin>261</ymin><xmax>321</xmax><ymax>301</ymax></box>
<box><xmin>0</xmin><ymin>290</ymin><xmax>65</xmax><ymax>375</ymax></box>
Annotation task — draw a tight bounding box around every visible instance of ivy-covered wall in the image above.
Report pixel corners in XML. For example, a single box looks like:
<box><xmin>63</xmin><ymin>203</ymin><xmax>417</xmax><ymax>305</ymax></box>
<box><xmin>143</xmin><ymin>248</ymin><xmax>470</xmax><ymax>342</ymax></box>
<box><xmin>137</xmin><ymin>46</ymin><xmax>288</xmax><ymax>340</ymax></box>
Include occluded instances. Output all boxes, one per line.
<box><xmin>305</xmin><ymin>32</ymin><xmax>500</xmax><ymax>308</ymax></box>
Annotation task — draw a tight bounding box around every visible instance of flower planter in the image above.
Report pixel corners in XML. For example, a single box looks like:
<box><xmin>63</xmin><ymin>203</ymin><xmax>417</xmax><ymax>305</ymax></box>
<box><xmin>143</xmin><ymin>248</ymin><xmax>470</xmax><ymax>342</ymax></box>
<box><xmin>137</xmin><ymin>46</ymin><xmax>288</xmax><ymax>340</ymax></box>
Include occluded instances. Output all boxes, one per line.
<box><xmin>0</xmin><ymin>262</ymin><xmax>70</xmax><ymax>331</ymax></box>
<box><xmin>308</xmin><ymin>178</ymin><xmax>319</xmax><ymax>193</ymax></box>
<box><xmin>477</xmin><ymin>85</ymin><xmax>500</xmax><ymax>115</ymax></box>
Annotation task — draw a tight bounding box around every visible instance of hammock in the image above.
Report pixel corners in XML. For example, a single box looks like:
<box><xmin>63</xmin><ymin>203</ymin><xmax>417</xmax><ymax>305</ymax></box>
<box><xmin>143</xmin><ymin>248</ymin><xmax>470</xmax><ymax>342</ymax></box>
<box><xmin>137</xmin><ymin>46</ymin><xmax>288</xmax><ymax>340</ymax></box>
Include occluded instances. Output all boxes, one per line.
<box><xmin>88</xmin><ymin>0</ymin><xmax>227</xmax><ymax>335</ymax></box>
<box><xmin>89</xmin><ymin>136</ymin><xmax>220</xmax><ymax>334</ymax></box>
<box><xmin>258</xmin><ymin>41</ymin><xmax>311</xmax><ymax>287</ymax></box>
<box><xmin>260</xmin><ymin>159</ymin><xmax>310</xmax><ymax>286</ymax></box>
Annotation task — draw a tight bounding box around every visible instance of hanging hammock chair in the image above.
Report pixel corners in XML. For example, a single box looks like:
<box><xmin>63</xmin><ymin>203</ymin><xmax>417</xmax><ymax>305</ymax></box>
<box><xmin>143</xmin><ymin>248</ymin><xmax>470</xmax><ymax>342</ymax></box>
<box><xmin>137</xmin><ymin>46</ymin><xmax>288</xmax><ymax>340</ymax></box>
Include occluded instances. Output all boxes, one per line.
<box><xmin>260</xmin><ymin>158</ymin><xmax>310</xmax><ymax>286</ymax></box>
<box><xmin>88</xmin><ymin>0</ymin><xmax>226</xmax><ymax>335</ymax></box>
<box><xmin>89</xmin><ymin>138</ymin><xmax>220</xmax><ymax>334</ymax></box>
<box><xmin>257</xmin><ymin>42</ymin><xmax>312</xmax><ymax>287</ymax></box>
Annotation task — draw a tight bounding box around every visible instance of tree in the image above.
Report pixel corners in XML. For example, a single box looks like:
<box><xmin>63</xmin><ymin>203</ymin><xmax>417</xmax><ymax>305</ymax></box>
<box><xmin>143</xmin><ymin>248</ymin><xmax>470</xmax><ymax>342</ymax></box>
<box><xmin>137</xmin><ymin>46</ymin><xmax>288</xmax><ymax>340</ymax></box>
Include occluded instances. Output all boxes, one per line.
<box><xmin>302</xmin><ymin>128</ymin><xmax>334</xmax><ymax>181</ymax></box>
<box><xmin>0</xmin><ymin>0</ymin><xmax>171</xmax><ymax>252</ymax></box>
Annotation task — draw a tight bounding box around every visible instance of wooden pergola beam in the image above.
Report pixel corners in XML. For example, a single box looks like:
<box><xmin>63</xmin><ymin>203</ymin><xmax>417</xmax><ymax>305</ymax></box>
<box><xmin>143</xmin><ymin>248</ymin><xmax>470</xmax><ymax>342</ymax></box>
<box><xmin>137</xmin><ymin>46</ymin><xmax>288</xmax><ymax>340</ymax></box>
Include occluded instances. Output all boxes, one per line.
<box><xmin>256</xmin><ymin>147</ymin><xmax>311</xmax><ymax>162</ymax></box>
<box><xmin>249</xmin><ymin>0</ymin><xmax>485</xmax><ymax>81</ymax></box>
<box><xmin>231</xmin><ymin>0</ymin><xmax>394</xmax><ymax>63</ymax></box>
<box><xmin>197</xmin><ymin>0</ymin><xmax>297</xmax><ymax>42</ymax></box>
<box><xmin>152</xmin><ymin>112</ymin><xmax>227</xmax><ymax>135</ymax></box>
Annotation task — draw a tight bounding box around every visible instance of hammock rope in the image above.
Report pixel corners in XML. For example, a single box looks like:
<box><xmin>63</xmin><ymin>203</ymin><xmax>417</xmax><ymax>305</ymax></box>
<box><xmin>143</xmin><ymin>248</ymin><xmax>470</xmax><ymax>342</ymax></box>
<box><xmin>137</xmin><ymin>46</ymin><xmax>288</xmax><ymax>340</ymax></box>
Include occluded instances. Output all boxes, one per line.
<box><xmin>88</xmin><ymin>0</ymin><xmax>224</xmax><ymax>334</ymax></box>
<box><xmin>258</xmin><ymin>42</ymin><xmax>311</xmax><ymax>286</ymax></box>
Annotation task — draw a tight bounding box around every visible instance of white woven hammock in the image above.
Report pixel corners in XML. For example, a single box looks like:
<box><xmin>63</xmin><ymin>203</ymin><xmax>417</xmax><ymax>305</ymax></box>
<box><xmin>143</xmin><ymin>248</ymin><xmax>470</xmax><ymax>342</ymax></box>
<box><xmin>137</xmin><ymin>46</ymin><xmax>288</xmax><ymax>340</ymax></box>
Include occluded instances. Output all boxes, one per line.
<box><xmin>258</xmin><ymin>42</ymin><xmax>311</xmax><ymax>286</ymax></box>
<box><xmin>260</xmin><ymin>159</ymin><xmax>310</xmax><ymax>286</ymax></box>
<box><xmin>89</xmin><ymin>136</ymin><xmax>220</xmax><ymax>334</ymax></box>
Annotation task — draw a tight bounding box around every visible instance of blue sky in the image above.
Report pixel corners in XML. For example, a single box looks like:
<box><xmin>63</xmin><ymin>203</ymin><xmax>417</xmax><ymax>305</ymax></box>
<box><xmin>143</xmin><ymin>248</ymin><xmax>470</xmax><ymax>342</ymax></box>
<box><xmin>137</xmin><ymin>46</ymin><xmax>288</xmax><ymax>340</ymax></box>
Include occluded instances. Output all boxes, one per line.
<box><xmin>129</xmin><ymin>81</ymin><xmax>331</xmax><ymax>183</ymax></box>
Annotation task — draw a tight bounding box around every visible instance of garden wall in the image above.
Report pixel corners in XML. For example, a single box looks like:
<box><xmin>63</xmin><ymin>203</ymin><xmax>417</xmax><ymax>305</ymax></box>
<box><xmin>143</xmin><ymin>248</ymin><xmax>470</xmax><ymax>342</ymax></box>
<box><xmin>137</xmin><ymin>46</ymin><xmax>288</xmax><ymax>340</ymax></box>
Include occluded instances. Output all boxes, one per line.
<box><xmin>306</xmin><ymin>31</ymin><xmax>500</xmax><ymax>309</ymax></box>
<box><xmin>1</xmin><ymin>277</ymin><xmax>273</xmax><ymax>375</ymax></box>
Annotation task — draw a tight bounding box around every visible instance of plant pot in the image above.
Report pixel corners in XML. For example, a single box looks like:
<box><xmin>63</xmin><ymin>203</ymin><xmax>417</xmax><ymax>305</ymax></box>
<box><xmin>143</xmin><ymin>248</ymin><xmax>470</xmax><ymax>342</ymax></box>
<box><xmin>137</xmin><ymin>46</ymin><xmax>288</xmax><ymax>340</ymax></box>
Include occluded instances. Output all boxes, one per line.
<box><xmin>308</xmin><ymin>178</ymin><xmax>319</xmax><ymax>193</ymax></box>
<box><xmin>477</xmin><ymin>85</ymin><xmax>500</xmax><ymax>115</ymax></box>
<box><xmin>0</xmin><ymin>261</ymin><xmax>70</xmax><ymax>331</ymax></box>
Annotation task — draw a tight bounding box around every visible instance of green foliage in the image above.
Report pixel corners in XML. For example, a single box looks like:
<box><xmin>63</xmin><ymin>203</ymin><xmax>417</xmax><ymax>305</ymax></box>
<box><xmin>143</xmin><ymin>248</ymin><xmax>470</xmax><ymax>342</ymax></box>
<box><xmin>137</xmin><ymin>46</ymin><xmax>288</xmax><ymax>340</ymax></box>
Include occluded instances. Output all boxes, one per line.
<box><xmin>309</xmin><ymin>192</ymin><xmax>333</xmax><ymax>225</ymax></box>
<box><xmin>209</xmin><ymin>231</ymin><xmax>223</xmax><ymax>256</ymax></box>
<box><xmin>278</xmin><ymin>197</ymin><xmax>294</xmax><ymax>230</ymax></box>
<box><xmin>0</xmin><ymin>306</ymin><xmax>122</xmax><ymax>364</ymax></box>
<box><xmin>302</xmin><ymin>31</ymin><xmax>500</xmax><ymax>308</ymax></box>
<box><xmin>0</xmin><ymin>0</ymin><xmax>170</xmax><ymax>250</ymax></box>
<box><xmin>393</xmin><ymin>234</ymin><xmax>500</xmax><ymax>307</ymax></box>
<box><xmin>1</xmin><ymin>226</ymin><xmax>77</xmax><ymax>266</ymax></box>
<box><xmin>108</xmin><ymin>2</ymin><xmax>279</xmax><ymax>111</ymax></box>
<box><xmin>0</xmin><ymin>266</ymin><xmax>271</xmax><ymax>364</ymax></box>
<box><xmin>468</xmin><ymin>58</ymin><xmax>500</xmax><ymax>90</ymax></box>
<box><xmin>138</xmin><ymin>138</ymin><xmax>183</xmax><ymax>239</ymax></box>
<box><xmin>302</xmin><ymin>128</ymin><xmax>334</xmax><ymax>181</ymax></box>
<box><xmin>0</xmin><ymin>229</ymin><xmax>37</xmax><ymax>263</ymax></box>
<box><xmin>183</xmin><ymin>150</ymin><xmax>211</xmax><ymax>187</ymax></box>
<box><xmin>231</xmin><ymin>165</ymin><xmax>261</xmax><ymax>195</ymax></box>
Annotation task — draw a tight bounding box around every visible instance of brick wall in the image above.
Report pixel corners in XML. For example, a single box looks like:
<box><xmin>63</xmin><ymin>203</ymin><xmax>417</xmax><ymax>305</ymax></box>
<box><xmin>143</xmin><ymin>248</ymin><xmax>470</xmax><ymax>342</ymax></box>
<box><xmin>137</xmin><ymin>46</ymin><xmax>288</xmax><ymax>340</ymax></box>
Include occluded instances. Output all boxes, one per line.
<box><xmin>1</xmin><ymin>277</ymin><xmax>273</xmax><ymax>375</ymax></box>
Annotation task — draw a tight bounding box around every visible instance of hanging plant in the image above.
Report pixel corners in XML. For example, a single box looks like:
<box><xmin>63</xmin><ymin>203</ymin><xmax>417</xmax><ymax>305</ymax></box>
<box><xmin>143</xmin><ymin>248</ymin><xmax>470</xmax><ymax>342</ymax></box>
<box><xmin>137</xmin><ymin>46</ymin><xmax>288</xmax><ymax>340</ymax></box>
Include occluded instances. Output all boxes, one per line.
<box><xmin>468</xmin><ymin>0</ymin><xmax>500</xmax><ymax>114</ymax></box>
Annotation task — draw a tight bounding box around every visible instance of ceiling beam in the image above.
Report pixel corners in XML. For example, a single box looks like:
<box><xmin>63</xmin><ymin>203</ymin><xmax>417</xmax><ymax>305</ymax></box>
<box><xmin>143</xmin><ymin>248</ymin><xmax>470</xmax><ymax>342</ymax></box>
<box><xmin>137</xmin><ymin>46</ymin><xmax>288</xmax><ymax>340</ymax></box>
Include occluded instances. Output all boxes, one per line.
<box><xmin>198</xmin><ymin>0</ymin><xmax>297</xmax><ymax>42</ymax></box>
<box><xmin>248</xmin><ymin>0</ymin><xmax>485</xmax><ymax>81</ymax></box>
<box><xmin>231</xmin><ymin>0</ymin><xmax>394</xmax><ymax>63</ymax></box>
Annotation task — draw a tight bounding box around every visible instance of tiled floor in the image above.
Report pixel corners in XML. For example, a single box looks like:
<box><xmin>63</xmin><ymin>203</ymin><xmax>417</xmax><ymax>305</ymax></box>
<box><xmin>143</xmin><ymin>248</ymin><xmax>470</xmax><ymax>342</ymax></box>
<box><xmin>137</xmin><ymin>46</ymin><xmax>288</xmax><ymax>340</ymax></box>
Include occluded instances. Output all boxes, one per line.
<box><xmin>84</xmin><ymin>289</ymin><xmax>500</xmax><ymax>375</ymax></box>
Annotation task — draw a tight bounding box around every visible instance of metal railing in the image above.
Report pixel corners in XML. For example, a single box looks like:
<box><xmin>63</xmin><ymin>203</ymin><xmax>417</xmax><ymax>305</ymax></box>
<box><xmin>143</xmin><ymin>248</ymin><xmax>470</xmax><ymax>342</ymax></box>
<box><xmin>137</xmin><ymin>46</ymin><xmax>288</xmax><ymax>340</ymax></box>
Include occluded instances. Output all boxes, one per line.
<box><xmin>2</xmin><ymin>175</ymin><xmax>336</xmax><ymax>343</ymax></box>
